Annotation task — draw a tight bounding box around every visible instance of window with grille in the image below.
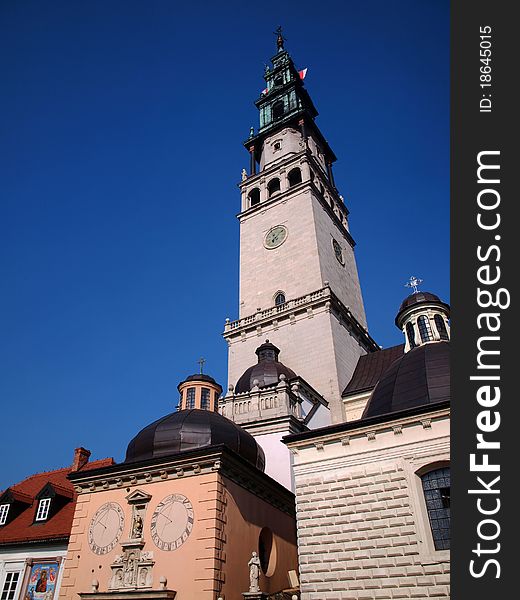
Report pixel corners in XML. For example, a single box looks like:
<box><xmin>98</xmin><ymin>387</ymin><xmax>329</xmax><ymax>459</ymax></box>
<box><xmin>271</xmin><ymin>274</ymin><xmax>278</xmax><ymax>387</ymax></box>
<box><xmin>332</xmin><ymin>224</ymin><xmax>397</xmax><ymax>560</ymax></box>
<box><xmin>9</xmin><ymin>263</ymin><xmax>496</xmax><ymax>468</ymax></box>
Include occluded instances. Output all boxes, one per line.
<box><xmin>186</xmin><ymin>387</ymin><xmax>196</xmax><ymax>409</ymax></box>
<box><xmin>434</xmin><ymin>314</ymin><xmax>449</xmax><ymax>340</ymax></box>
<box><xmin>421</xmin><ymin>467</ymin><xmax>451</xmax><ymax>550</ymax></box>
<box><xmin>1</xmin><ymin>572</ymin><xmax>20</xmax><ymax>600</ymax></box>
<box><xmin>0</xmin><ymin>504</ymin><xmax>10</xmax><ymax>526</ymax></box>
<box><xmin>417</xmin><ymin>315</ymin><xmax>433</xmax><ymax>342</ymax></box>
<box><xmin>36</xmin><ymin>498</ymin><xmax>51</xmax><ymax>521</ymax></box>
<box><xmin>201</xmin><ymin>388</ymin><xmax>211</xmax><ymax>410</ymax></box>
<box><xmin>406</xmin><ymin>322</ymin><xmax>416</xmax><ymax>348</ymax></box>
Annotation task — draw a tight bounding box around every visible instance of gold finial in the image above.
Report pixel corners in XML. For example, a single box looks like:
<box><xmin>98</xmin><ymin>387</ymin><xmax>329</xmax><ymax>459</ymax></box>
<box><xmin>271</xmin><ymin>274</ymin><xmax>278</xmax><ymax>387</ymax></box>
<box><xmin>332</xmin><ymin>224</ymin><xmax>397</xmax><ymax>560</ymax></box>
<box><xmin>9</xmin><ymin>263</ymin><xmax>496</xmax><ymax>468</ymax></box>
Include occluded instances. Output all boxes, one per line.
<box><xmin>274</xmin><ymin>26</ymin><xmax>285</xmax><ymax>51</ymax></box>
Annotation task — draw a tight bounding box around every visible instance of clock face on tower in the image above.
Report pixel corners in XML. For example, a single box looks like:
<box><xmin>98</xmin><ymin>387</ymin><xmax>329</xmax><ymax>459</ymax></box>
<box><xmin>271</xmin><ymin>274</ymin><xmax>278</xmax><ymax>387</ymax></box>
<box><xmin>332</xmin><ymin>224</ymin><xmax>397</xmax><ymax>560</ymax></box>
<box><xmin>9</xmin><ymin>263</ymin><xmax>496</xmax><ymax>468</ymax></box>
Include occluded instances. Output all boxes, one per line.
<box><xmin>150</xmin><ymin>494</ymin><xmax>194</xmax><ymax>551</ymax></box>
<box><xmin>88</xmin><ymin>502</ymin><xmax>125</xmax><ymax>555</ymax></box>
<box><xmin>332</xmin><ymin>238</ymin><xmax>345</xmax><ymax>266</ymax></box>
<box><xmin>264</xmin><ymin>225</ymin><xmax>288</xmax><ymax>249</ymax></box>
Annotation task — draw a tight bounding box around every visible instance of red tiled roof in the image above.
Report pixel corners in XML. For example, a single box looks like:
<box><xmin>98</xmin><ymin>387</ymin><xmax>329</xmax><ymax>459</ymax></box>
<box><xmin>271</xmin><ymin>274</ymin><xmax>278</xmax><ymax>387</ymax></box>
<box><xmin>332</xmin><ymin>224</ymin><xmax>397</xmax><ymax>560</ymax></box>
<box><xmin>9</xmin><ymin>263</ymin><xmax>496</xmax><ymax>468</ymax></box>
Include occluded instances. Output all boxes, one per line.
<box><xmin>342</xmin><ymin>344</ymin><xmax>405</xmax><ymax>396</ymax></box>
<box><xmin>0</xmin><ymin>457</ymin><xmax>114</xmax><ymax>546</ymax></box>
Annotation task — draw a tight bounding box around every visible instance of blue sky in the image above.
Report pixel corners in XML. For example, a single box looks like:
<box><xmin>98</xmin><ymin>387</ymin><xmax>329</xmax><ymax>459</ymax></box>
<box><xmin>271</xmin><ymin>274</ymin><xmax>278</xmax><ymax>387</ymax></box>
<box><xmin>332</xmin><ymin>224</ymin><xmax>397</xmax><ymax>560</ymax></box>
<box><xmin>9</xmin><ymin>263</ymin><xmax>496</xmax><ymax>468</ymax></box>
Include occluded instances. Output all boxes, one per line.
<box><xmin>0</xmin><ymin>0</ymin><xmax>449</xmax><ymax>488</ymax></box>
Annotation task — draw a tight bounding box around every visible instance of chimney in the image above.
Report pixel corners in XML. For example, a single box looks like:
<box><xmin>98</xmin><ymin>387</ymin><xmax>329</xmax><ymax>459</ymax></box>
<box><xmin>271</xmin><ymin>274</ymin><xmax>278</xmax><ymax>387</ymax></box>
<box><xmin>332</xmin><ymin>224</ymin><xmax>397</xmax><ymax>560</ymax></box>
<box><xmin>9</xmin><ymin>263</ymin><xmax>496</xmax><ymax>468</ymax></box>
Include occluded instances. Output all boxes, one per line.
<box><xmin>71</xmin><ymin>447</ymin><xmax>91</xmax><ymax>472</ymax></box>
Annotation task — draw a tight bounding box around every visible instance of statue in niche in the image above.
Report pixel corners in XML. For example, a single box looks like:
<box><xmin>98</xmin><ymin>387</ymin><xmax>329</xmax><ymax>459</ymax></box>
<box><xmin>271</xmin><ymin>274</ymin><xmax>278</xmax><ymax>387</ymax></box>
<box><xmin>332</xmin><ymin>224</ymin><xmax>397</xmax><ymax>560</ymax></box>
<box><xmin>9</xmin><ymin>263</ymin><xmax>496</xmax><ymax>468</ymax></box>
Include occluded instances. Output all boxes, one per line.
<box><xmin>241</xmin><ymin>168</ymin><xmax>247</xmax><ymax>181</ymax></box>
<box><xmin>248</xmin><ymin>551</ymin><xmax>261</xmax><ymax>592</ymax></box>
<box><xmin>131</xmin><ymin>514</ymin><xmax>143</xmax><ymax>539</ymax></box>
<box><xmin>139</xmin><ymin>568</ymin><xmax>148</xmax><ymax>587</ymax></box>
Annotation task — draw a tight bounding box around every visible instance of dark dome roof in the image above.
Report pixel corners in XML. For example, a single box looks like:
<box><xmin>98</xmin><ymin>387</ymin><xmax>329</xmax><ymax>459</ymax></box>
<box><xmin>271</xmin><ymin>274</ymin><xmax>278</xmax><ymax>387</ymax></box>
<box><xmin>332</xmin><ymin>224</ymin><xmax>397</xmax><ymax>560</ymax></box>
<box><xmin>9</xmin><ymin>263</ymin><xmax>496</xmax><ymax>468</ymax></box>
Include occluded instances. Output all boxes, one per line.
<box><xmin>399</xmin><ymin>291</ymin><xmax>443</xmax><ymax>312</ymax></box>
<box><xmin>235</xmin><ymin>340</ymin><xmax>297</xmax><ymax>394</ymax></box>
<box><xmin>124</xmin><ymin>409</ymin><xmax>265</xmax><ymax>471</ymax></box>
<box><xmin>178</xmin><ymin>373</ymin><xmax>221</xmax><ymax>389</ymax></box>
<box><xmin>362</xmin><ymin>341</ymin><xmax>450</xmax><ymax>419</ymax></box>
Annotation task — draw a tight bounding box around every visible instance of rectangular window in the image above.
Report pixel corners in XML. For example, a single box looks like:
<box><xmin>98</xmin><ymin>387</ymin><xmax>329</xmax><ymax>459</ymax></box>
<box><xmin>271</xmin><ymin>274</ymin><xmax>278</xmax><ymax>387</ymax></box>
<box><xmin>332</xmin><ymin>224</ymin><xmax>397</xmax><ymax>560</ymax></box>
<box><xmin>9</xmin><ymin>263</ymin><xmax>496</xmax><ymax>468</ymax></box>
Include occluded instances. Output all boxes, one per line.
<box><xmin>35</xmin><ymin>498</ymin><xmax>51</xmax><ymax>521</ymax></box>
<box><xmin>201</xmin><ymin>388</ymin><xmax>211</xmax><ymax>410</ymax></box>
<box><xmin>1</xmin><ymin>572</ymin><xmax>20</xmax><ymax>600</ymax></box>
<box><xmin>186</xmin><ymin>387</ymin><xmax>196</xmax><ymax>410</ymax></box>
<box><xmin>0</xmin><ymin>504</ymin><xmax>10</xmax><ymax>525</ymax></box>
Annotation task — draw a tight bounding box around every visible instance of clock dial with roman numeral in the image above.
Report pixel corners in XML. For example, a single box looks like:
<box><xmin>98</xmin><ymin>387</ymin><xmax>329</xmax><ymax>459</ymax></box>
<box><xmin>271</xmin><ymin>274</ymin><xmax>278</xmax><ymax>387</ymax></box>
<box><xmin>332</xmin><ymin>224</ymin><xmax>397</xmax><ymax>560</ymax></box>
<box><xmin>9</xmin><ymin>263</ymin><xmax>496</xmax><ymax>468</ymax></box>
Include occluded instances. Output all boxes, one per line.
<box><xmin>150</xmin><ymin>494</ymin><xmax>194</xmax><ymax>551</ymax></box>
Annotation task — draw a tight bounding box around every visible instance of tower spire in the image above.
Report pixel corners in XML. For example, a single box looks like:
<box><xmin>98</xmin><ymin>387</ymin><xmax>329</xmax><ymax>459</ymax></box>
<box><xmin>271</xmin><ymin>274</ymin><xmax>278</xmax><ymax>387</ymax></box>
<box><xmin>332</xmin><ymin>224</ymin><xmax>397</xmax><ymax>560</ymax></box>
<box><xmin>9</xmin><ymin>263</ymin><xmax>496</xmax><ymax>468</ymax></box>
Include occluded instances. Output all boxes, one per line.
<box><xmin>275</xmin><ymin>26</ymin><xmax>285</xmax><ymax>51</ymax></box>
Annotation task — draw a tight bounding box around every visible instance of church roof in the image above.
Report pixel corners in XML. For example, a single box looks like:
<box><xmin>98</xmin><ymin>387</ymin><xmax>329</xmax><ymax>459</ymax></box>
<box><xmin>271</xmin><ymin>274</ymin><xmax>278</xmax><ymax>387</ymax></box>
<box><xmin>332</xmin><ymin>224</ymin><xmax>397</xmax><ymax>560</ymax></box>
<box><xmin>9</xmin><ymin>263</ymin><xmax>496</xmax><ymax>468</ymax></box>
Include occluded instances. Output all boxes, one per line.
<box><xmin>342</xmin><ymin>344</ymin><xmax>404</xmax><ymax>397</ymax></box>
<box><xmin>0</xmin><ymin>456</ymin><xmax>114</xmax><ymax>546</ymax></box>
<box><xmin>124</xmin><ymin>409</ymin><xmax>265</xmax><ymax>472</ymax></box>
<box><xmin>362</xmin><ymin>341</ymin><xmax>450</xmax><ymax>419</ymax></box>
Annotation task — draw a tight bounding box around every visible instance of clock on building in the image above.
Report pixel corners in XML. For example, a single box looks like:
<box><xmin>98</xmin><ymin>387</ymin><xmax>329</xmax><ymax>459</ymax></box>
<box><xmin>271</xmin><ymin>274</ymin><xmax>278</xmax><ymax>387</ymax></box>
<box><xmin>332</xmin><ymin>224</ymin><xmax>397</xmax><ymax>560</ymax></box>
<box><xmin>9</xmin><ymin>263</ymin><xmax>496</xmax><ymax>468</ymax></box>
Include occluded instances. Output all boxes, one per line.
<box><xmin>264</xmin><ymin>225</ymin><xmax>288</xmax><ymax>249</ymax></box>
<box><xmin>332</xmin><ymin>238</ymin><xmax>345</xmax><ymax>266</ymax></box>
<box><xmin>150</xmin><ymin>494</ymin><xmax>194</xmax><ymax>551</ymax></box>
<box><xmin>88</xmin><ymin>502</ymin><xmax>125</xmax><ymax>555</ymax></box>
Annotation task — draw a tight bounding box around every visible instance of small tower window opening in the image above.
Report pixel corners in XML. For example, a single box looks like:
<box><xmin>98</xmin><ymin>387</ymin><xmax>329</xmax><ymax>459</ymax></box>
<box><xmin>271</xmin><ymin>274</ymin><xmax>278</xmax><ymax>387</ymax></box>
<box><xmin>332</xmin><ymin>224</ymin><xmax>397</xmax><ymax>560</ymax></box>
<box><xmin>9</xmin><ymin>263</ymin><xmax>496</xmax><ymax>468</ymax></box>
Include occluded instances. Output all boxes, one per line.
<box><xmin>406</xmin><ymin>322</ymin><xmax>417</xmax><ymax>349</ymax></box>
<box><xmin>35</xmin><ymin>498</ymin><xmax>51</xmax><ymax>522</ymax></box>
<box><xmin>288</xmin><ymin>167</ymin><xmax>302</xmax><ymax>187</ymax></box>
<box><xmin>417</xmin><ymin>315</ymin><xmax>433</xmax><ymax>343</ymax></box>
<box><xmin>186</xmin><ymin>387</ymin><xmax>196</xmax><ymax>409</ymax></box>
<box><xmin>274</xmin><ymin>74</ymin><xmax>284</xmax><ymax>87</ymax></box>
<box><xmin>201</xmin><ymin>387</ymin><xmax>211</xmax><ymax>410</ymax></box>
<box><xmin>274</xmin><ymin>292</ymin><xmax>286</xmax><ymax>307</ymax></box>
<box><xmin>434</xmin><ymin>314</ymin><xmax>449</xmax><ymax>340</ymax></box>
<box><xmin>272</xmin><ymin>100</ymin><xmax>285</xmax><ymax>120</ymax></box>
<box><xmin>421</xmin><ymin>467</ymin><xmax>451</xmax><ymax>550</ymax></box>
<box><xmin>248</xmin><ymin>188</ymin><xmax>260</xmax><ymax>207</ymax></box>
<box><xmin>273</xmin><ymin>141</ymin><xmax>282</xmax><ymax>152</ymax></box>
<box><xmin>0</xmin><ymin>504</ymin><xmax>10</xmax><ymax>525</ymax></box>
<box><xmin>267</xmin><ymin>178</ymin><xmax>281</xmax><ymax>197</ymax></box>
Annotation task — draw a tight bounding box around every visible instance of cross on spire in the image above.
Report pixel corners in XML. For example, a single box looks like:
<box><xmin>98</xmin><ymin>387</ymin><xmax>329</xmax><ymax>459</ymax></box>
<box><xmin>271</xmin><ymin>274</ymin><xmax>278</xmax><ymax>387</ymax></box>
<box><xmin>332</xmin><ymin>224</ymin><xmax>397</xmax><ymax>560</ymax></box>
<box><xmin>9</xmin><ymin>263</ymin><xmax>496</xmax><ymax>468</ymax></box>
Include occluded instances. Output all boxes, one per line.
<box><xmin>274</xmin><ymin>26</ymin><xmax>286</xmax><ymax>51</ymax></box>
<box><xmin>405</xmin><ymin>276</ymin><xmax>423</xmax><ymax>294</ymax></box>
<box><xmin>197</xmin><ymin>357</ymin><xmax>206</xmax><ymax>374</ymax></box>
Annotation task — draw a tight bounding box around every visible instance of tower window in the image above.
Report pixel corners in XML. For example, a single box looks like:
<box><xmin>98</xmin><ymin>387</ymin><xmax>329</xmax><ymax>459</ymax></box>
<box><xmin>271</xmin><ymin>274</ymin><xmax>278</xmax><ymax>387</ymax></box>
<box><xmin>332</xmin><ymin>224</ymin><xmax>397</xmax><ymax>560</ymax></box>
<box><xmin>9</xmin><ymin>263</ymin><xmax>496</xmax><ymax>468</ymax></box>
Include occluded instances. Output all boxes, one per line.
<box><xmin>186</xmin><ymin>387</ymin><xmax>196</xmax><ymax>409</ymax></box>
<box><xmin>267</xmin><ymin>178</ymin><xmax>281</xmax><ymax>197</ymax></box>
<box><xmin>434</xmin><ymin>314</ymin><xmax>449</xmax><ymax>340</ymax></box>
<box><xmin>406</xmin><ymin>322</ymin><xmax>417</xmax><ymax>349</ymax></box>
<box><xmin>274</xmin><ymin>74</ymin><xmax>284</xmax><ymax>87</ymax></box>
<box><xmin>417</xmin><ymin>315</ymin><xmax>433</xmax><ymax>343</ymax></box>
<box><xmin>288</xmin><ymin>167</ymin><xmax>302</xmax><ymax>187</ymax></box>
<box><xmin>421</xmin><ymin>467</ymin><xmax>451</xmax><ymax>550</ymax></box>
<box><xmin>201</xmin><ymin>387</ymin><xmax>211</xmax><ymax>410</ymax></box>
<box><xmin>272</xmin><ymin>100</ymin><xmax>284</xmax><ymax>120</ymax></box>
<box><xmin>274</xmin><ymin>292</ymin><xmax>286</xmax><ymax>307</ymax></box>
<box><xmin>248</xmin><ymin>188</ymin><xmax>261</xmax><ymax>207</ymax></box>
<box><xmin>35</xmin><ymin>498</ymin><xmax>51</xmax><ymax>521</ymax></box>
<box><xmin>273</xmin><ymin>141</ymin><xmax>281</xmax><ymax>152</ymax></box>
<box><xmin>0</xmin><ymin>504</ymin><xmax>9</xmax><ymax>526</ymax></box>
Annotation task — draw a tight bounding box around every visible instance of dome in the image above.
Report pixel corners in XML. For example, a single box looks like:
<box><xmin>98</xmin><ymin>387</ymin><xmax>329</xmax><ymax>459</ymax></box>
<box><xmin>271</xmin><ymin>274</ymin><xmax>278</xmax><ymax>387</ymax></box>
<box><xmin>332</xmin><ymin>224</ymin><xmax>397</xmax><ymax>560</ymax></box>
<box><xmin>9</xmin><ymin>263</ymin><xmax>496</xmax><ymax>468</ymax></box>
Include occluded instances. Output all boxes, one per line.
<box><xmin>235</xmin><ymin>340</ymin><xmax>297</xmax><ymax>394</ymax></box>
<box><xmin>398</xmin><ymin>291</ymin><xmax>449</xmax><ymax>312</ymax></box>
<box><xmin>181</xmin><ymin>373</ymin><xmax>220</xmax><ymax>386</ymax></box>
<box><xmin>362</xmin><ymin>341</ymin><xmax>450</xmax><ymax>419</ymax></box>
<box><xmin>124</xmin><ymin>409</ymin><xmax>265</xmax><ymax>471</ymax></box>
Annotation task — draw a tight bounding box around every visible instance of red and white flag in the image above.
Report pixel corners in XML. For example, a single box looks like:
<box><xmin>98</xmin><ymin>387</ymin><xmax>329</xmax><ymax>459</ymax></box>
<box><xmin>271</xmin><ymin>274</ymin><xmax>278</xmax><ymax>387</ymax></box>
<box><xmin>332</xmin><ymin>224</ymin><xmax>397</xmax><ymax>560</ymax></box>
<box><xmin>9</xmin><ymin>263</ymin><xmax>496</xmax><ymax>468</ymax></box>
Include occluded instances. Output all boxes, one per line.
<box><xmin>299</xmin><ymin>68</ymin><xmax>308</xmax><ymax>80</ymax></box>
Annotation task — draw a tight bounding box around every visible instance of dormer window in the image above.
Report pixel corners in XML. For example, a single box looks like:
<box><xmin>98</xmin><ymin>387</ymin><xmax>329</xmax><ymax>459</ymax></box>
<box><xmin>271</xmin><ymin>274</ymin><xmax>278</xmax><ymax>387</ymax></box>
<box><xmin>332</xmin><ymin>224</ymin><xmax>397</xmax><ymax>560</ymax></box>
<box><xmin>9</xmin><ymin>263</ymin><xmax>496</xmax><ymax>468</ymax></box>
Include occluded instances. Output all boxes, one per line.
<box><xmin>0</xmin><ymin>503</ymin><xmax>10</xmax><ymax>525</ymax></box>
<box><xmin>35</xmin><ymin>498</ymin><xmax>51</xmax><ymax>521</ymax></box>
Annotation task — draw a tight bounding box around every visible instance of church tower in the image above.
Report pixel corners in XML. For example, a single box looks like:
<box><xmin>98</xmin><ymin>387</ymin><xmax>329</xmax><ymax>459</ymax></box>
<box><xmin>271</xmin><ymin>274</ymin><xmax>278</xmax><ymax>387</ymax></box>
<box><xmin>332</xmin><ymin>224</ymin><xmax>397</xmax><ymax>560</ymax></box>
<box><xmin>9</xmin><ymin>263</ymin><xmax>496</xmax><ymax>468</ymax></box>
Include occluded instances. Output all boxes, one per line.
<box><xmin>224</xmin><ymin>32</ymin><xmax>378</xmax><ymax>422</ymax></box>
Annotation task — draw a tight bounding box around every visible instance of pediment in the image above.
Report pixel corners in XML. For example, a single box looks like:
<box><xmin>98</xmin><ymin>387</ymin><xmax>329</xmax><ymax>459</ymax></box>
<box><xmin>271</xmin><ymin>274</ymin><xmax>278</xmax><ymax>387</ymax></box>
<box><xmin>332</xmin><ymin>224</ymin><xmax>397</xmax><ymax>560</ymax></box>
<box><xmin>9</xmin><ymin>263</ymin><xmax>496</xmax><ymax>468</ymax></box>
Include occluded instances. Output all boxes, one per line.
<box><xmin>125</xmin><ymin>489</ymin><xmax>152</xmax><ymax>504</ymax></box>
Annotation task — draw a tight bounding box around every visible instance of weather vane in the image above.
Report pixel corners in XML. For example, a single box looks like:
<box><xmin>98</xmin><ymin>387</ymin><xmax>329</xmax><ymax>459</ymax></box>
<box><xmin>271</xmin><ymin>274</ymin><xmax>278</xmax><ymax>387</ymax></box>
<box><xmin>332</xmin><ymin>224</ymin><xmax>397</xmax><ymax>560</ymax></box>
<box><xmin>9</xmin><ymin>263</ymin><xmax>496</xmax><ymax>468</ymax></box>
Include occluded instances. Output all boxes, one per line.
<box><xmin>405</xmin><ymin>276</ymin><xmax>423</xmax><ymax>294</ymax></box>
<box><xmin>197</xmin><ymin>357</ymin><xmax>206</xmax><ymax>374</ymax></box>
<box><xmin>274</xmin><ymin>26</ymin><xmax>286</xmax><ymax>50</ymax></box>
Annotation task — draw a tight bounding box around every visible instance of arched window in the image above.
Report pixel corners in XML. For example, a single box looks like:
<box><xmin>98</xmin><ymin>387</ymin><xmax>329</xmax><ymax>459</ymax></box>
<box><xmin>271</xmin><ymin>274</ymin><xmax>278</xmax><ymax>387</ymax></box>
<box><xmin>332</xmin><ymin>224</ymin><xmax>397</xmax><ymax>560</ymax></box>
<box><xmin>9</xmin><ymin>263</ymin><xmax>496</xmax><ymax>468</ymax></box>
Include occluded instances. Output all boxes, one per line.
<box><xmin>272</xmin><ymin>100</ymin><xmax>284</xmax><ymax>120</ymax></box>
<box><xmin>274</xmin><ymin>74</ymin><xmax>284</xmax><ymax>87</ymax></box>
<box><xmin>406</xmin><ymin>322</ymin><xmax>416</xmax><ymax>348</ymax></box>
<box><xmin>275</xmin><ymin>292</ymin><xmax>286</xmax><ymax>307</ymax></box>
<box><xmin>248</xmin><ymin>188</ymin><xmax>260</xmax><ymax>207</ymax></box>
<box><xmin>267</xmin><ymin>178</ymin><xmax>281</xmax><ymax>197</ymax></box>
<box><xmin>288</xmin><ymin>167</ymin><xmax>302</xmax><ymax>187</ymax></box>
<box><xmin>421</xmin><ymin>467</ymin><xmax>451</xmax><ymax>550</ymax></box>
<box><xmin>417</xmin><ymin>315</ymin><xmax>433</xmax><ymax>342</ymax></box>
<box><xmin>434</xmin><ymin>314</ymin><xmax>449</xmax><ymax>340</ymax></box>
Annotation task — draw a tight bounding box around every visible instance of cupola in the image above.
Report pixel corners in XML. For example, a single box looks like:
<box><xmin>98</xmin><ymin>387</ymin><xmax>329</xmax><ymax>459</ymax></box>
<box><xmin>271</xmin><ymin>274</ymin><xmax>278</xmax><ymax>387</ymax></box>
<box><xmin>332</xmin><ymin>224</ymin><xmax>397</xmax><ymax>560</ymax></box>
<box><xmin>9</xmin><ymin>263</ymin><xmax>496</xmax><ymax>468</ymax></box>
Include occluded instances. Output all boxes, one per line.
<box><xmin>177</xmin><ymin>362</ymin><xmax>223</xmax><ymax>412</ymax></box>
<box><xmin>396</xmin><ymin>277</ymin><xmax>450</xmax><ymax>352</ymax></box>
<box><xmin>235</xmin><ymin>340</ymin><xmax>297</xmax><ymax>393</ymax></box>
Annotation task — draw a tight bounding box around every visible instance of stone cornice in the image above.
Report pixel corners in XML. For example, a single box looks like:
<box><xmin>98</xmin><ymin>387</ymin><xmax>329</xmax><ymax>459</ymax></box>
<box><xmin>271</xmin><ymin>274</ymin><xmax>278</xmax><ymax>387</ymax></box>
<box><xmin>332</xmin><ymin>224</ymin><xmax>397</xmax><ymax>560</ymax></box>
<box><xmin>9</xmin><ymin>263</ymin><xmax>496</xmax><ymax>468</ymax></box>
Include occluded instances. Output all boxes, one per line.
<box><xmin>68</xmin><ymin>446</ymin><xmax>295</xmax><ymax>517</ymax></box>
<box><xmin>223</xmin><ymin>284</ymin><xmax>378</xmax><ymax>353</ymax></box>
